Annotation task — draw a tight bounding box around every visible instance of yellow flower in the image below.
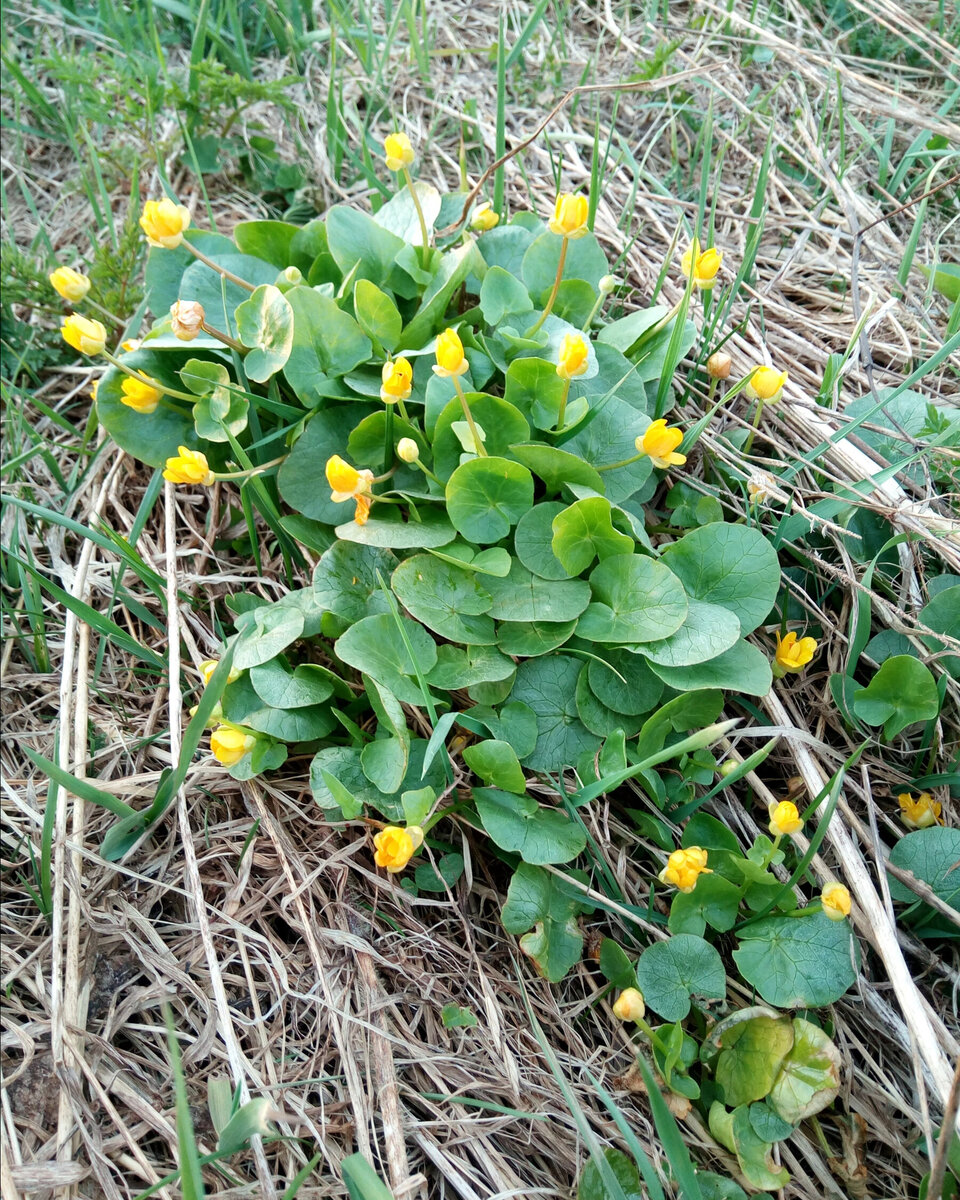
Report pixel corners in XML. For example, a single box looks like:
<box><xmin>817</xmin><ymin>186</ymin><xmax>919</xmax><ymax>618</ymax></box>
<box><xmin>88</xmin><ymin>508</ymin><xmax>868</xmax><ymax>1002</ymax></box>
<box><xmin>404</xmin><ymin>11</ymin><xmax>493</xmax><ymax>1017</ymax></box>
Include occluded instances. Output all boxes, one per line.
<box><xmin>680</xmin><ymin>238</ymin><xmax>723</xmax><ymax>289</ymax></box>
<box><xmin>556</xmin><ymin>333</ymin><xmax>589</xmax><ymax>381</ymax></box>
<box><xmin>745</xmin><ymin>366</ymin><xmax>788</xmax><ymax>404</ymax></box>
<box><xmin>210</xmin><ymin>725</ymin><xmax>255</xmax><ymax>767</ymax></box>
<box><xmin>470</xmin><ymin>202</ymin><xmax>499</xmax><ymax>232</ymax></box>
<box><xmin>325</xmin><ymin>454</ymin><xmax>374</xmax><ymax>503</ymax></box>
<box><xmin>380</xmin><ymin>357</ymin><xmax>413</xmax><ymax>404</ymax></box>
<box><xmin>61</xmin><ymin>313</ymin><xmax>106</xmax><ymax>356</ymax></box>
<box><xmin>636</xmin><ymin>419</ymin><xmax>686</xmax><ymax>470</ymax></box>
<box><xmin>140</xmin><ymin>198</ymin><xmax>191</xmax><ymax>249</ymax></box>
<box><xmin>397</xmin><ymin>437</ymin><xmax>420</xmax><ymax>463</ymax></box>
<box><xmin>90</xmin><ymin>379</ymin><xmax>100</xmax><ymax>402</ymax></box>
<box><xmin>769</xmin><ymin>800</ymin><xmax>803</xmax><ymax>838</ymax></box>
<box><xmin>199</xmin><ymin>659</ymin><xmax>241</xmax><ymax>686</ymax></box>
<box><xmin>706</xmin><ymin>351</ymin><xmax>732</xmax><ymax>380</ymax></box>
<box><xmin>120</xmin><ymin>376</ymin><xmax>161</xmax><ymax>414</ymax></box>
<box><xmin>898</xmin><ymin>791</ymin><xmax>942</xmax><ymax>831</ymax></box>
<box><xmin>612</xmin><ymin>987</ymin><xmax>646</xmax><ymax>1023</ymax></box>
<box><xmin>121</xmin><ymin>338</ymin><xmax>141</xmax><ymax>352</ymax></box>
<box><xmin>384</xmin><ymin>132</ymin><xmax>415</xmax><ymax>172</ymax></box>
<box><xmin>775</xmin><ymin>631</ymin><xmax>817</xmax><ymax>673</ymax></box>
<box><xmin>170</xmin><ymin>300</ymin><xmax>205</xmax><ymax>340</ymax></box>
<box><xmin>354</xmin><ymin>493</ymin><xmax>373</xmax><ymax>526</ymax></box>
<box><xmin>373</xmin><ymin>824</ymin><xmax>424</xmax><ymax>873</ymax></box>
<box><xmin>658</xmin><ymin>846</ymin><xmax>711</xmax><ymax>893</ymax></box>
<box><xmin>821</xmin><ymin>882</ymin><xmax>852</xmax><ymax>922</ymax></box>
<box><xmin>49</xmin><ymin>266</ymin><xmax>91</xmax><ymax>302</ymax></box>
<box><xmin>432</xmin><ymin>327</ymin><xmax>469</xmax><ymax>378</ymax></box>
<box><xmin>163</xmin><ymin>446</ymin><xmax>215</xmax><ymax>486</ymax></box>
<box><xmin>548</xmin><ymin>193</ymin><xmax>589</xmax><ymax>239</ymax></box>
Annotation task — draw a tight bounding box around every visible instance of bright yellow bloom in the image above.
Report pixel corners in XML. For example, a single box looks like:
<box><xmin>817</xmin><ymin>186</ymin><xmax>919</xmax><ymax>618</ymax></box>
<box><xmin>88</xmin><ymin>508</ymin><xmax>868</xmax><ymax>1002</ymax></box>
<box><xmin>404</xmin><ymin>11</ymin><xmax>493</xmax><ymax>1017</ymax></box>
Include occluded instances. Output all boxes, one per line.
<box><xmin>658</xmin><ymin>846</ymin><xmax>711</xmax><ymax>893</ymax></box>
<box><xmin>140</xmin><ymin>198</ymin><xmax>191</xmax><ymax>249</ymax></box>
<box><xmin>821</xmin><ymin>882</ymin><xmax>851</xmax><ymax>921</ymax></box>
<box><xmin>373</xmin><ymin>824</ymin><xmax>424</xmax><ymax>873</ymax></box>
<box><xmin>49</xmin><ymin>266</ymin><xmax>91</xmax><ymax>302</ymax></box>
<box><xmin>210</xmin><ymin>725</ymin><xmax>255</xmax><ymax>766</ymax></box>
<box><xmin>61</xmin><ymin>313</ymin><xmax>106</xmax><ymax>356</ymax></box>
<box><xmin>556</xmin><ymin>333</ymin><xmax>589</xmax><ymax>381</ymax></box>
<box><xmin>707</xmin><ymin>351</ymin><xmax>732</xmax><ymax>380</ymax></box>
<box><xmin>170</xmin><ymin>300</ymin><xmax>205</xmax><ymax>340</ymax></box>
<box><xmin>199</xmin><ymin>659</ymin><xmax>241</xmax><ymax>686</ymax></box>
<box><xmin>548</xmin><ymin>193</ymin><xmax>589</xmax><ymax>239</ymax></box>
<box><xmin>470</xmin><ymin>202</ymin><xmax>499</xmax><ymax>232</ymax></box>
<box><xmin>898</xmin><ymin>791</ymin><xmax>942</xmax><ymax>831</ymax></box>
<box><xmin>636</xmin><ymin>418</ymin><xmax>686</xmax><ymax>470</ymax></box>
<box><xmin>396</xmin><ymin>437</ymin><xmax>420</xmax><ymax>463</ymax></box>
<box><xmin>163</xmin><ymin>446</ymin><xmax>215</xmax><ymax>486</ymax></box>
<box><xmin>612</xmin><ymin>987</ymin><xmax>646</xmax><ymax>1023</ymax></box>
<box><xmin>325</xmin><ymin>454</ymin><xmax>374</xmax><ymax>503</ymax></box>
<box><xmin>769</xmin><ymin>800</ymin><xmax>803</xmax><ymax>838</ymax></box>
<box><xmin>432</xmin><ymin>327</ymin><xmax>469</xmax><ymax>377</ymax></box>
<box><xmin>383</xmin><ymin>132</ymin><xmax>415</xmax><ymax>172</ymax></box>
<box><xmin>681</xmin><ymin>239</ymin><xmax>723</xmax><ymax>290</ymax></box>
<box><xmin>380</xmin><ymin>357</ymin><xmax>413</xmax><ymax>403</ymax></box>
<box><xmin>775</xmin><ymin>631</ymin><xmax>817</xmax><ymax>673</ymax></box>
<box><xmin>745</xmin><ymin>366</ymin><xmax>788</xmax><ymax>404</ymax></box>
<box><xmin>120</xmin><ymin>376</ymin><xmax>161</xmax><ymax>414</ymax></box>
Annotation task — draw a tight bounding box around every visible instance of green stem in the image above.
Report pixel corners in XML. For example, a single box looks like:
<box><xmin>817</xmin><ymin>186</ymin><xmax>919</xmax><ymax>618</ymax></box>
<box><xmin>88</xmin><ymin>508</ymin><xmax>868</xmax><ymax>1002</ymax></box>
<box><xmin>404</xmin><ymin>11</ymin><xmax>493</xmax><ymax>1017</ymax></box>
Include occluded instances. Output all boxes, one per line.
<box><xmin>451</xmin><ymin>375</ymin><xmax>487</xmax><ymax>456</ymax></box>
<box><xmin>526</xmin><ymin>236</ymin><xmax>569</xmax><ymax>336</ymax></box>
<box><xmin>200</xmin><ymin>320</ymin><xmax>244</xmax><ymax>352</ymax></box>
<box><xmin>744</xmin><ymin>398</ymin><xmax>765</xmax><ymax>455</ymax></box>
<box><xmin>102</xmin><ymin>351</ymin><xmax>198</xmax><ymax>402</ymax></box>
<box><xmin>395</xmin><ymin>395</ymin><xmax>410</xmax><ymax>422</ymax></box>
<box><xmin>581</xmin><ymin>289</ymin><xmax>606</xmax><ymax>331</ymax></box>
<box><xmin>214</xmin><ymin>454</ymin><xmax>286</xmax><ymax>481</ymax></box>
<box><xmin>597</xmin><ymin>451</ymin><xmax>644</xmax><ymax>472</ymax></box>
<box><xmin>183</xmin><ymin>241</ymin><xmax>256</xmax><ymax>292</ymax></box>
<box><xmin>84</xmin><ymin>297</ymin><xmax>124</xmax><ymax>325</ymax></box>
<box><xmin>555</xmin><ymin>377</ymin><xmax>572</xmax><ymax>431</ymax></box>
<box><xmin>383</xmin><ymin>404</ymin><xmax>395</xmax><ymax>471</ymax></box>
<box><xmin>414</xmin><ymin>460</ymin><xmax>443</xmax><ymax>486</ymax></box>
<box><xmin>402</xmin><ymin>166</ymin><xmax>431</xmax><ymax>268</ymax></box>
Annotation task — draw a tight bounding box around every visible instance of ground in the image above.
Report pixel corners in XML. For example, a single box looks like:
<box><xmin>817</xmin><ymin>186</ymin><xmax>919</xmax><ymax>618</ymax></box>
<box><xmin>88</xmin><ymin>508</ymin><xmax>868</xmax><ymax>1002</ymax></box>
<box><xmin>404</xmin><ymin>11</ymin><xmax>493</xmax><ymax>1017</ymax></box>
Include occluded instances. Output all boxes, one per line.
<box><xmin>1</xmin><ymin>1</ymin><xmax>958</xmax><ymax>1197</ymax></box>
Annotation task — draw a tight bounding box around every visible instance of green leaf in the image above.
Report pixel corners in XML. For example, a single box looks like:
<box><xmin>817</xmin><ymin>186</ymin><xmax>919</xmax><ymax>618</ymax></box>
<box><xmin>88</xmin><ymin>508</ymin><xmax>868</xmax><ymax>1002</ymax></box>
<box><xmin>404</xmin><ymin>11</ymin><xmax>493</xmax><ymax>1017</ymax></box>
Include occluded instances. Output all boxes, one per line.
<box><xmin>729</xmin><ymin>1106</ymin><xmax>790</xmax><ymax>1190</ymax></box>
<box><xmin>391</xmin><ymin>554</ymin><xmax>496</xmax><ymax>644</ymax></box>
<box><xmin>181</xmin><ymin>358</ymin><xmax>249</xmax><ymax>443</ymax></box>
<box><xmin>638</xmin><ymin>600</ymin><xmax>741</xmax><ymax>668</ymax></box>
<box><xmin>853</xmin><ymin>655</ymin><xmax>941</xmax><ymax>739</ymax></box>
<box><xmin>335</xmin><ymin>613</ymin><xmax>438</xmax><ymax>705</ymax></box>
<box><xmin>427</xmin><ymin>543</ymin><xmax>512</xmax><ymax>577</ymax></box>
<box><xmin>733</xmin><ymin>911</ymin><xmax>859</xmax><ymax>1008</ymax></box>
<box><xmin>599</xmin><ymin>938</ymin><xmax>638</xmax><ymax>989</ymax></box>
<box><xmin>661</xmin><ymin>524</ymin><xmax>780</xmax><ymax>635</ymax></box>
<box><xmin>503</xmin><ymin>356</ymin><xmax>566</xmax><ymax>425</ymax></box>
<box><xmin>336</xmin><ymin>510</ymin><xmax>458</xmax><ymax>550</ymax></box>
<box><xmin>575</xmin><ymin>666</ymin><xmax>644</xmax><ymax>737</ymax></box>
<box><xmin>596</xmin><ymin>305</ymin><xmax>670</xmax><ymax>356</ymax></box>
<box><xmin>497</xmin><ymin>619</ymin><xmax>577</xmax><ymax>657</ymax></box>
<box><xmin>918</xmin><ymin>586</ymin><xmax>960</xmax><ymax>678</ymax></box>
<box><xmin>648</xmin><ymin>640</ymin><xmax>772</xmax><ymax>696</ymax></box>
<box><xmin>577</xmin><ymin>1149</ymin><xmax>645</xmax><ymax>1200</ymax></box>
<box><xmin>313</xmin><ymin>540</ymin><xmax>395</xmax><ymax>621</ymax></box>
<box><xmin>373</xmin><ymin>180</ymin><xmax>441</xmax><ymax>245</ymax></box>
<box><xmin>178</xmin><ymin>253</ymin><xmax>278</xmax><ymax>329</ymax></box>
<box><xmin>233</xmin><ymin>604</ymin><xmax>305</xmax><ymax>670</ymax></box>
<box><xmin>509</xmin><ymin>442</ymin><xmax>605</xmax><ymax>493</ymax></box>
<box><xmin>463</xmin><ymin>740</ymin><xmax>527</xmax><ymax>794</ymax></box>
<box><xmin>249</xmin><ymin>658</ymin><xmax>336</xmax><ymax>708</ymax></box>
<box><xmin>283</xmin><ymin>286</ymin><xmax>373</xmax><ymax>403</ymax></box>
<box><xmin>441</xmin><ymin>1004</ymin><xmax>478</xmax><ymax>1029</ymax></box>
<box><xmin>917</xmin><ymin>262</ymin><xmax>960</xmax><ymax>302</ymax></box>
<box><xmin>634</xmin><ymin>934</ymin><xmax>726</xmax><ymax>1021</ymax></box>
<box><xmin>425</xmin><ymin>644</ymin><xmax>516</xmax><ymax>689</ymax></box>
<box><xmin>326</xmin><ymin>204</ymin><xmax>406</xmax><ymax>285</ymax></box>
<box><xmin>310</xmin><ymin>746</ymin><xmax>380</xmax><ymax>816</ymax></box>
<box><xmin>233</xmin><ymin>218</ymin><xmax>299</xmax><ymax>267</ymax></box>
<box><xmin>576</xmin><ymin>554</ymin><xmax>688</xmax><ymax>644</ymax></box>
<box><xmin>887</xmin><ymin>827</ymin><xmax>960</xmax><ymax>912</ymax></box>
<box><xmin>415</xmin><ymin>852</ymin><xmax>464</xmax><ymax>893</ymax></box>
<box><xmin>668</xmin><ymin>873</ymin><xmax>743</xmax><ymax>935</ymax></box>
<box><xmin>467</xmin><ymin>701</ymin><xmax>539</xmax><ymax>760</ymax></box>
<box><xmin>278</xmin><ymin>405</ymin><xmax>375</xmax><ymax>522</ymax></box>
<box><xmin>509</xmin><ymin>655</ymin><xmax>602</xmax><ymax>770</ymax></box>
<box><xmin>748</xmin><ymin>1101</ymin><xmax>794</xmax><ymax>1143</ymax></box>
<box><xmin>480</xmin><ymin>265</ymin><xmax>533</xmax><ymax>324</ymax></box>
<box><xmin>514</xmin><ymin>502</ymin><xmax>576</xmax><ymax>580</ymax></box>
<box><xmin>635</xmin><ymin>691</ymin><xmax>724</xmax><ymax>761</ymax></box>
<box><xmin>96</xmin><ymin>349</ymin><xmax>197</xmax><ymax>467</ymax></box>
<box><xmin>522</xmin><ymin>229</ymin><xmax>607</xmax><ymax>297</ymax></box>
<box><xmin>399</xmin><ymin>241</ymin><xmax>486</xmax><ymax>349</ymax></box>
<box><xmin>767</xmin><ymin>1018</ymin><xmax>841</xmax><ymax>1123</ymax></box>
<box><xmin>342</xmin><ymin>1152</ymin><xmax>397</xmax><ymax>1200</ymax></box>
<box><xmin>501</xmin><ymin>863</ymin><xmax>591</xmax><ymax>981</ymax></box>
<box><xmin>353</xmin><ymin>278</ymin><xmax>403</xmax><ymax>352</ymax></box>
<box><xmin>445</xmin><ymin>456</ymin><xmax>534</xmax><ymax>543</ymax></box>
<box><xmin>714</xmin><ymin>1015</ymin><xmax>795</xmax><ymax>1108</ymax></box>
<box><xmin>360</xmin><ymin>677</ymin><xmax>411</xmax><ymax>794</ymax></box>
<box><xmin>475</xmin><ymin>786</ymin><xmax>587</xmax><ymax>864</ymax></box>
<box><xmin>563</xmin><ymin>396</ymin><xmax>655</xmax><ymax>504</ymax></box>
<box><xmin>234</xmin><ymin>284</ymin><xmax>294</xmax><ymax>382</ymax></box>
<box><xmin>484</xmin><ymin>559</ymin><xmax>591</xmax><ymax>622</ymax></box>
<box><xmin>222</xmin><ymin>674</ymin><xmax>335</xmax><ymax>742</ymax></box>
<box><xmin>551</xmin><ymin>497</ymin><xmax>634</xmax><ymax>575</ymax></box>
<box><xmin>432</xmin><ymin>394</ymin><xmax>530</xmax><ymax>479</ymax></box>
<box><xmin>587</xmin><ymin>650</ymin><xmax>664</xmax><ymax>716</ymax></box>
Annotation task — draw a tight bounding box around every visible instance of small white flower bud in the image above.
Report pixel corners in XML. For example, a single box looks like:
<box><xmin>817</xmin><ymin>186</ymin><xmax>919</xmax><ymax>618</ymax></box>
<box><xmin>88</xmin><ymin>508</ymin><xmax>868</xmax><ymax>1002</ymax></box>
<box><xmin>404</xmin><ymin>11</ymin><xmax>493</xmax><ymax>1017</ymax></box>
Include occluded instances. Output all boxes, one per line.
<box><xmin>397</xmin><ymin>438</ymin><xmax>420</xmax><ymax>463</ymax></box>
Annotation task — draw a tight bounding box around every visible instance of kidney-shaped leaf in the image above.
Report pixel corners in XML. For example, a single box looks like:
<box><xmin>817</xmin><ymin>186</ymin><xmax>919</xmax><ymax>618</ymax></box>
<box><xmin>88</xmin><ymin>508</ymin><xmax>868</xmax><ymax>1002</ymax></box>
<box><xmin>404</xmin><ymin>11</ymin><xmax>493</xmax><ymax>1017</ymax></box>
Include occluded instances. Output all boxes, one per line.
<box><xmin>853</xmin><ymin>655</ymin><xmax>940</xmax><ymax>739</ymax></box>
<box><xmin>634</xmin><ymin>933</ymin><xmax>726</xmax><ymax>1021</ymax></box>
<box><xmin>577</xmin><ymin>554</ymin><xmax>688</xmax><ymax>644</ymax></box>
<box><xmin>474</xmin><ymin>787</ymin><xmax>586</xmax><ymax>864</ymax></box>
<box><xmin>234</xmin><ymin>284</ymin><xmax>294</xmax><ymax>382</ymax></box>
<box><xmin>501</xmin><ymin>863</ymin><xmax>592</xmax><ymax>982</ymax></box>
<box><xmin>733</xmin><ymin>911</ymin><xmax>859</xmax><ymax>1008</ymax></box>
<box><xmin>445</xmin><ymin>456</ymin><xmax>534</xmax><ymax>544</ymax></box>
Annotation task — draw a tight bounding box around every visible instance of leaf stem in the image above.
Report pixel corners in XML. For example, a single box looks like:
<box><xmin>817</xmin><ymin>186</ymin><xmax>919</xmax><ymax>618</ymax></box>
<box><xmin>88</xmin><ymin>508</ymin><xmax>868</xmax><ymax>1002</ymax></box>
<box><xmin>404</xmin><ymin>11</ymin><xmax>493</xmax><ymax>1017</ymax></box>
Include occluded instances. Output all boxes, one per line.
<box><xmin>402</xmin><ymin>166</ymin><xmax>431</xmax><ymax>268</ymax></box>
<box><xmin>451</xmin><ymin>375</ymin><xmax>487</xmax><ymax>456</ymax></box>
<box><xmin>555</xmin><ymin>377</ymin><xmax>572</xmax><ymax>431</ymax></box>
<box><xmin>183</xmin><ymin>241</ymin><xmax>256</xmax><ymax>292</ymax></box>
<box><xmin>102</xmin><ymin>351</ymin><xmax>198</xmax><ymax>402</ymax></box>
<box><xmin>526</xmin><ymin>235</ymin><xmax>569</xmax><ymax>336</ymax></box>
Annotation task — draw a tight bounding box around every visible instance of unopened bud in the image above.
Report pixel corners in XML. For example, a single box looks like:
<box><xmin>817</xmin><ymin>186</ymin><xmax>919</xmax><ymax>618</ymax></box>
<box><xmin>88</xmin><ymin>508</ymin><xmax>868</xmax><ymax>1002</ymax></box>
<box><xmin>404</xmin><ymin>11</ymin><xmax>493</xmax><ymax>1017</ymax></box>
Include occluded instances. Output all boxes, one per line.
<box><xmin>707</xmin><ymin>351</ymin><xmax>732</xmax><ymax>380</ymax></box>
<box><xmin>612</xmin><ymin>987</ymin><xmax>646</xmax><ymax>1023</ymax></box>
<box><xmin>170</xmin><ymin>300</ymin><xmax>205</xmax><ymax>341</ymax></box>
<box><xmin>599</xmin><ymin>274</ymin><xmax>617</xmax><ymax>295</ymax></box>
<box><xmin>397</xmin><ymin>437</ymin><xmax>420</xmax><ymax>463</ymax></box>
<box><xmin>276</xmin><ymin>266</ymin><xmax>302</xmax><ymax>290</ymax></box>
<box><xmin>718</xmin><ymin>759</ymin><xmax>739</xmax><ymax>778</ymax></box>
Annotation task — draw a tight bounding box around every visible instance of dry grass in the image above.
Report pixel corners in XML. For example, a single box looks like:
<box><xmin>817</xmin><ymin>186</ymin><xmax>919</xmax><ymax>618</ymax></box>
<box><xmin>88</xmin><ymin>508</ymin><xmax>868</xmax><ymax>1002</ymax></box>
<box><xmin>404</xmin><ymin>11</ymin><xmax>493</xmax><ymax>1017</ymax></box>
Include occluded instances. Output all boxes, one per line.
<box><xmin>2</xmin><ymin>1</ymin><xmax>959</xmax><ymax>1197</ymax></box>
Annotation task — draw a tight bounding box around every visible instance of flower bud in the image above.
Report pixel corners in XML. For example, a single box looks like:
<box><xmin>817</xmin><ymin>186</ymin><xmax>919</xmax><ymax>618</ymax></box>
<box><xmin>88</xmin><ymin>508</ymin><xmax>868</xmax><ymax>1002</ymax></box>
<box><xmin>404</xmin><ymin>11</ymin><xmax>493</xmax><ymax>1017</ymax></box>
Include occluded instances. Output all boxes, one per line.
<box><xmin>599</xmin><ymin>274</ymin><xmax>617</xmax><ymax>295</ymax></box>
<box><xmin>469</xmin><ymin>202</ymin><xmax>499</xmax><ymax>232</ymax></box>
<box><xmin>61</xmin><ymin>314</ymin><xmax>106</xmax><ymax>356</ymax></box>
<box><xmin>210</xmin><ymin>725</ymin><xmax>256</xmax><ymax>766</ymax></box>
<box><xmin>718</xmin><ymin>759</ymin><xmax>740</xmax><ymax>778</ymax></box>
<box><xmin>170</xmin><ymin>300</ymin><xmax>205</xmax><ymax>341</ymax></box>
<box><xmin>706</xmin><ymin>351</ymin><xmax>732</xmax><ymax>380</ymax></box>
<box><xmin>821</xmin><ymin>882</ymin><xmax>851</xmax><ymax>921</ymax></box>
<box><xmin>612</xmin><ymin>987</ymin><xmax>646</xmax><ymax>1023</ymax></box>
<box><xmin>768</xmin><ymin>800</ymin><xmax>803</xmax><ymax>838</ymax></box>
<box><xmin>384</xmin><ymin>132</ymin><xmax>415</xmax><ymax>172</ymax></box>
<box><xmin>163</xmin><ymin>446</ymin><xmax>215</xmax><ymax>487</ymax></box>
<box><xmin>49</xmin><ymin>266</ymin><xmax>91</xmax><ymax>302</ymax></box>
<box><xmin>140</xmin><ymin>198</ymin><xmax>191</xmax><ymax>249</ymax></box>
<box><xmin>397</xmin><ymin>437</ymin><xmax>420</xmax><ymax>463</ymax></box>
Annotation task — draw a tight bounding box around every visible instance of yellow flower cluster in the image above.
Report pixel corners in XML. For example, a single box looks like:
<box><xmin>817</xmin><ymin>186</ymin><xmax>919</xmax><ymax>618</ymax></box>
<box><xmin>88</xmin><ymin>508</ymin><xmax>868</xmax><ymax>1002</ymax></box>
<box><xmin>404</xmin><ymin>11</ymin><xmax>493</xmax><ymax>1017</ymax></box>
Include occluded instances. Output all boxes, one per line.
<box><xmin>658</xmin><ymin>846</ymin><xmax>711</xmax><ymax>892</ymax></box>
